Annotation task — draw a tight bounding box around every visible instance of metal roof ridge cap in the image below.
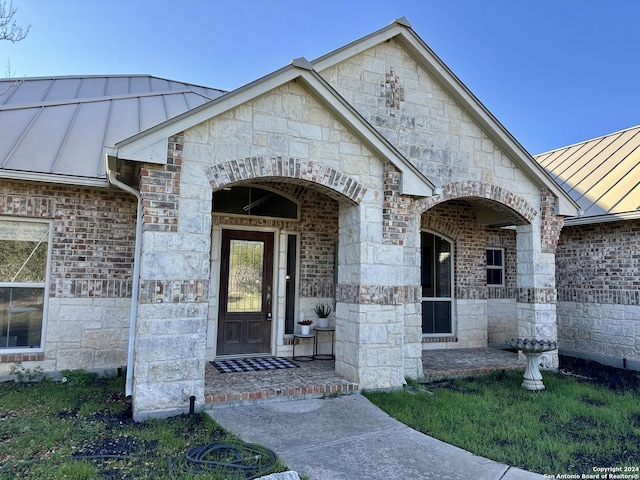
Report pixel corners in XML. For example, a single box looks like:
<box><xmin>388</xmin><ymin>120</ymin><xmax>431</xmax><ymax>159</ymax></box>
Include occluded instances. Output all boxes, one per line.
<box><xmin>534</xmin><ymin>124</ymin><xmax>640</xmax><ymax>157</ymax></box>
<box><xmin>392</xmin><ymin>16</ymin><xmax>412</xmax><ymax>28</ymax></box>
<box><xmin>0</xmin><ymin>89</ymin><xmax>215</xmax><ymax>111</ymax></box>
<box><xmin>290</xmin><ymin>57</ymin><xmax>314</xmax><ymax>70</ymax></box>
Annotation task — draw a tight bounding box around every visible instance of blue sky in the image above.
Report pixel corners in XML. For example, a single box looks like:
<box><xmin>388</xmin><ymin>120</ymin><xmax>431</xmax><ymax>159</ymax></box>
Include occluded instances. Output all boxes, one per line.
<box><xmin>3</xmin><ymin>0</ymin><xmax>639</xmax><ymax>155</ymax></box>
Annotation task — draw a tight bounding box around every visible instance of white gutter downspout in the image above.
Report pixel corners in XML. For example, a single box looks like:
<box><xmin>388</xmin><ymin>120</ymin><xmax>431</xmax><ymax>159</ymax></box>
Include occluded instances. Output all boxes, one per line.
<box><xmin>104</xmin><ymin>148</ymin><xmax>142</xmax><ymax>397</ymax></box>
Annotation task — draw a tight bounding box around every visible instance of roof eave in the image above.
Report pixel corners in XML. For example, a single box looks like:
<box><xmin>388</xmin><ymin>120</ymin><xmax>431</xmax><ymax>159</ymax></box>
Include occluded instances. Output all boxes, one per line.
<box><xmin>564</xmin><ymin>210</ymin><xmax>640</xmax><ymax>226</ymax></box>
<box><xmin>0</xmin><ymin>169</ymin><xmax>109</xmax><ymax>188</ymax></box>
<box><xmin>114</xmin><ymin>60</ymin><xmax>434</xmax><ymax>196</ymax></box>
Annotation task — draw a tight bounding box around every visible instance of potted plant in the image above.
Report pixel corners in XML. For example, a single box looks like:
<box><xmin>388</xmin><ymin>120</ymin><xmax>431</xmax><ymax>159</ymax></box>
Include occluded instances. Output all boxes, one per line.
<box><xmin>314</xmin><ymin>303</ymin><xmax>332</xmax><ymax>328</ymax></box>
<box><xmin>297</xmin><ymin>318</ymin><xmax>313</xmax><ymax>335</ymax></box>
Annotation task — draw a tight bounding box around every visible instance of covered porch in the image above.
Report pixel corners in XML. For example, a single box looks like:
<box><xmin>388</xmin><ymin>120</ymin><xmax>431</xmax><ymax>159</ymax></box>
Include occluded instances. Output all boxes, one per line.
<box><xmin>203</xmin><ymin>348</ymin><xmax>526</xmax><ymax>409</ymax></box>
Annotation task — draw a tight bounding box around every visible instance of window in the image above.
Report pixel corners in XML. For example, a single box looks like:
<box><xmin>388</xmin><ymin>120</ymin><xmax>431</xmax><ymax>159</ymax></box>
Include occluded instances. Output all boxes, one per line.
<box><xmin>421</xmin><ymin>232</ymin><xmax>453</xmax><ymax>334</ymax></box>
<box><xmin>0</xmin><ymin>219</ymin><xmax>51</xmax><ymax>350</ymax></box>
<box><xmin>486</xmin><ymin>248</ymin><xmax>504</xmax><ymax>286</ymax></box>
<box><xmin>213</xmin><ymin>186</ymin><xmax>298</xmax><ymax>219</ymax></box>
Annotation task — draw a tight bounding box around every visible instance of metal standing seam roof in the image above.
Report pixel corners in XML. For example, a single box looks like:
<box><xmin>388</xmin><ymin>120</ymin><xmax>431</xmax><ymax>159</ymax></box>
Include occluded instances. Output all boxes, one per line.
<box><xmin>534</xmin><ymin>125</ymin><xmax>640</xmax><ymax>224</ymax></box>
<box><xmin>0</xmin><ymin>75</ymin><xmax>225</xmax><ymax>183</ymax></box>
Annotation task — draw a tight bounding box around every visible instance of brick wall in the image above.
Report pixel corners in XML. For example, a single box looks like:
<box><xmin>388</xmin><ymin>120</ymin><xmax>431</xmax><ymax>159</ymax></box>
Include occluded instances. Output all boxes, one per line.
<box><xmin>557</xmin><ymin>219</ymin><xmax>640</xmax><ymax>303</ymax></box>
<box><xmin>140</xmin><ymin>134</ymin><xmax>183</xmax><ymax>233</ymax></box>
<box><xmin>212</xmin><ymin>181</ymin><xmax>339</xmax><ymax>299</ymax></box>
<box><xmin>383</xmin><ymin>162</ymin><xmax>412</xmax><ymax>246</ymax></box>
<box><xmin>421</xmin><ymin>199</ymin><xmax>520</xmax><ymax>297</ymax></box>
<box><xmin>540</xmin><ymin>189</ymin><xmax>564</xmax><ymax>254</ymax></box>
<box><xmin>0</xmin><ymin>179</ymin><xmax>136</xmax><ymax>371</ymax></box>
<box><xmin>556</xmin><ymin>219</ymin><xmax>640</xmax><ymax>363</ymax></box>
<box><xmin>0</xmin><ymin>180</ymin><xmax>137</xmax><ymax>297</ymax></box>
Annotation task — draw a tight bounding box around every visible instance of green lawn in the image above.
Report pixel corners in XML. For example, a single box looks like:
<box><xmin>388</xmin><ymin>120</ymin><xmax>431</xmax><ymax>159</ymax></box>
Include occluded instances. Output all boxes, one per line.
<box><xmin>0</xmin><ymin>368</ymin><xmax>287</xmax><ymax>479</ymax></box>
<box><xmin>364</xmin><ymin>365</ymin><xmax>640</xmax><ymax>475</ymax></box>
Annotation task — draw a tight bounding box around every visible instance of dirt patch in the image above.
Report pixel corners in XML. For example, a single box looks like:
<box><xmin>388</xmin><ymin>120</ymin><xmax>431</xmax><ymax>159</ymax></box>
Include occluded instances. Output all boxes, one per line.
<box><xmin>559</xmin><ymin>355</ymin><xmax>640</xmax><ymax>392</ymax></box>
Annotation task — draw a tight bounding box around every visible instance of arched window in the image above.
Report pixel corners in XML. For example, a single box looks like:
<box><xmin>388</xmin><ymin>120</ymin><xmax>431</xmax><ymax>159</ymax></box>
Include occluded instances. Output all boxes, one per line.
<box><xmin>213</xmin><ymin>186</ymin><xmax>298</xmax><ymax>220</ymax></box>
<box><xmin>421</xmin><ymin>231</ymin><xmax>453</xmax><ymax>335</ymax></box>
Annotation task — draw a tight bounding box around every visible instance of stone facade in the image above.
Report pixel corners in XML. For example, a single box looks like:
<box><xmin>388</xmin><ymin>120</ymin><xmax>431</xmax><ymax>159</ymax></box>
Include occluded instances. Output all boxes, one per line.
<box><xmin>0</xmin><ymin>180</ymin><xmax>136</xmax><ymax>376</ymax></box>
<box><xmin>556</xmin><ymin>219</ymin><xmax>640</xmax><ymax>366</ymax></box>
<box><xmin>1</xmin><ymin>22</ymin><xmax>582</xmax><ymax>421</ymax></box>
<box><xmin>126</xmin><ymin>30</ymin><xmax>565</xmax><ymax>417</ymax></box>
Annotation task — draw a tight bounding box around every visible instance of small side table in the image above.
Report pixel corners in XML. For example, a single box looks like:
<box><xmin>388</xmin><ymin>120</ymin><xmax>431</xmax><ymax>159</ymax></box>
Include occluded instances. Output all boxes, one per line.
<box><xmin>292</xmin><ymin>333</ymin><xmax>315</xmax><ymax>362</ymax></box>
<box><xmin>313</xmin><ymin>326</ymin><xmax>335</xmax><ymax>360</ymax></box>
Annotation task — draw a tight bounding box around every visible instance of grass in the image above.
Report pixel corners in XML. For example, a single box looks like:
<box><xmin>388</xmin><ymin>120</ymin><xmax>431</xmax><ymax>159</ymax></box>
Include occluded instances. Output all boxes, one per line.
<box><xmin>364</xmin><ymin>362</ymin><xmax>640</xmax><ymax>475</ymax></box>
<box><xmin>0</xmin><ymin>369</ymin><xmax>288</xmax><ymax>479</ymax></box>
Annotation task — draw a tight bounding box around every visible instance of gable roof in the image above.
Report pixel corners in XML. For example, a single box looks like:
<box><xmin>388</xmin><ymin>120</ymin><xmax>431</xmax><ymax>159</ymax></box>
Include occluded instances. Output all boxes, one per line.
<box><xmin>111</xmin><ymin>59</ymin><xmax>435</xmax><ymax>196</ymax></box>
<box><xmin>534</xmin><ymin>125</ymin><xmax>640</xmax><ymax>225</ymax></box>
<box><xmin>0</xmin><ymin>75</ymin><xmax>225</xmax><ymax>186</ymax></box>
<box><xmin>313</xmin><ymin>17</ymin><xmax>579</xmax><ymax>217</ymax></box>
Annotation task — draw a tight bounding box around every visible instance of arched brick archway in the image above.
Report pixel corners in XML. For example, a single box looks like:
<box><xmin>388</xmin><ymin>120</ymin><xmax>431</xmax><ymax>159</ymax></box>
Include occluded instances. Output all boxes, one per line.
<box><xmin>414</xmin><ymin>181</ymin><xmax>537</xmax><ymax>224</ymax></box>
<box><xmin>204</xmin><ymin>156</ymin><xmax>367</xmax><ymax>205</ymax></box>
<box><xmin>420</xmin><ymin>214</ymin><xmax>462</xmax><ymax>241</ymax></box>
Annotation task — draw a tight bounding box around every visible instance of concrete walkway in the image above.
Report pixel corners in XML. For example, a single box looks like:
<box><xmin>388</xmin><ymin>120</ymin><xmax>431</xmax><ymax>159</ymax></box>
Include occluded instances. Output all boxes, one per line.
<box><xmin>209</xmin><ymin>393</ymin><xmax>544</xmax><ymax>480</ymax></box>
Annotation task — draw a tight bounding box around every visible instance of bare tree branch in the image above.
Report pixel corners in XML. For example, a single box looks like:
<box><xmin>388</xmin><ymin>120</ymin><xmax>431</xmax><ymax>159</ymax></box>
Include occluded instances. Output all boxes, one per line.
<box><xmin>0</xmin><ymin>1</ymin><xmax>29</xmax><ymax>43</ymax></box>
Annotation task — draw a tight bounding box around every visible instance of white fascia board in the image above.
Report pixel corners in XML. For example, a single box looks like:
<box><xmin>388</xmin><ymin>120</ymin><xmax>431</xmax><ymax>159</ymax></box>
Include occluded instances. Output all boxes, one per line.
<box><xmin>114</xmin><ymin>67</ymin><xmax>304</xmax><ymax>162</ymax></box>
<box><xmin>116</xmin><ymin>137</ymin><xmax>168</xmax><ymax>164</ymax></box>
<box><xmin>564</xmin><ymin>210</ymin><xmax>640</xmax><ymax>226</ymax></box>
<box><xmin>0</xmin><ymin>169</ymin><xmax>109</xmax><ymax>187</ymax></box>
<box><xmin>299</xmin><ymin>71</ymin><xmax>434</xmax><ymax>196</ymax></box>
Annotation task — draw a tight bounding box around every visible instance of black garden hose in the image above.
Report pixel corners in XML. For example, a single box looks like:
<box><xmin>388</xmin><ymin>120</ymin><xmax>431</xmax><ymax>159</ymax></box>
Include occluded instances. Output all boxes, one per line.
<box><xmin>169</xmin><ymin>442</ymin><xmax>278</xmax><ymax>479</ymax></box>
<box><xmin>69</xmin><ymin>441</ymin><xmax>278</xmax><ymax>479</ymax></box>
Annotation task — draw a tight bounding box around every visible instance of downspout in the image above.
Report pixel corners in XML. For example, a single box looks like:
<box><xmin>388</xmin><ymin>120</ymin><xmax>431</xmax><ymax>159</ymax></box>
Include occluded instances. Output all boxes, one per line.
<box><xmin>104</xmin><ymin>148</ymin><xmax>142</xmax><ymax>397</ymax></box>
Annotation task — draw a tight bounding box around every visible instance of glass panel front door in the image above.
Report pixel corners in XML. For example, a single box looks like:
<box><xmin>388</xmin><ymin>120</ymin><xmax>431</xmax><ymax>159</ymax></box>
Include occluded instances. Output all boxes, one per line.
<box><xmin>217</xmin><ymin>230</ymin><xmax>273</xmax><ymax>355</ymax></box>
<box><xmin>227</xmin><ymin>239</ymin><xmax>264</xmax><ymax>313</ymax></box>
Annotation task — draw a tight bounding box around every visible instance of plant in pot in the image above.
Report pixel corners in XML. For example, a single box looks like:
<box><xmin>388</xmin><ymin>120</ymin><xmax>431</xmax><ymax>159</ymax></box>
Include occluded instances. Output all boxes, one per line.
<box><xmin>314</xmin><ymin>303</ymin><xmax>332</xmax><ymax>328</ymax></box>
<box><xmin>297</xmin><ymin>318</ymin><xmax>313</xmax><ymax>335</ymax></box>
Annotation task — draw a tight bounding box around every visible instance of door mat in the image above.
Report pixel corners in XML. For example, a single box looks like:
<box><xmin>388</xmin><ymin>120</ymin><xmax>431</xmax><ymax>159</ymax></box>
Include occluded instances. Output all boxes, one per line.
<box><xmin>211</xmin><ymin>357</ymin><xmax>299</xmax><ymax>374</ymax></box>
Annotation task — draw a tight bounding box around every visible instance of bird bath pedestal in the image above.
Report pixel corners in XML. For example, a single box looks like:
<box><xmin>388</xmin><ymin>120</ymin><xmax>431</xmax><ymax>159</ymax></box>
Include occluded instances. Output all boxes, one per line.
<box><xmin>506</xmin><ymin>338</ymin><xmax>558</xmax><ymax>391</ymax></box>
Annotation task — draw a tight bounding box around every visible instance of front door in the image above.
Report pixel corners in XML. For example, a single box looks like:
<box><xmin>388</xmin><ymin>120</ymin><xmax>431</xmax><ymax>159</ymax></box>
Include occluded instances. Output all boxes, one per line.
<box><xmin>217</xmin><ymin>230</ymin><xmax>273</xmax><ymax>355</ymax></box>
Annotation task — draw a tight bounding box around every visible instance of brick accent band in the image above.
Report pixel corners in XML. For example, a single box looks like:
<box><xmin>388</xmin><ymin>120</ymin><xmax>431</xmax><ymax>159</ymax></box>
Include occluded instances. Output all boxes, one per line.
<box><xmin>1</xmin><ymin>353</ymin><xmax>45</xmax><ymax>364</ymax></box>
<box><xmin>558</xmin><ymin>288</ymin><xmax>640</xmax><ymax>306</ymax></box>
<box><xmin>336</xmin><ymin>285</ymin><xmax>556</xmax><ymax>304</ymax></box>
<box><xmin>139</xmin><ymin>279</ymin><xmax>208</xmax><ymax>304</ymax></box>
<box><xmin>336</xmin><ymin>284</ymin><xmax>421</xmax><ymax>305</ymax></box>
<box><xmin>422</xmin><ymin>336</ymin><xmax>458</xmax><ymax>343</ymax></box>
<box><xmin>517</xmin><ymin>287</ymin><xmax>557</xmax><ymax>304</ymax></box>
<box><xmin>205</xmin><ymin>157</ymin><xmax>367</xmax><ymax>205</ymax></box>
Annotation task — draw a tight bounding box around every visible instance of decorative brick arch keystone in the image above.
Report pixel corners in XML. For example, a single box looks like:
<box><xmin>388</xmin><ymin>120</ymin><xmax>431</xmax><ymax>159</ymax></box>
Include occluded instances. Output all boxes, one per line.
<box><xmin>205</xmin><ymin>156</ymin><xmax>367</xmax><ymax>205</ymax></box>
<box><xmin>414</xmin><ymin>181</ymin><xmax>537</xmax><ymax>224</ymax></box>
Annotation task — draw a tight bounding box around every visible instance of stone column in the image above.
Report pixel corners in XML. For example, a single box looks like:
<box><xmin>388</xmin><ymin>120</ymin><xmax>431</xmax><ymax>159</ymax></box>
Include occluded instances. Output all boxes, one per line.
<box><xmin>131</xmin><ymin>136</ymin><xmax>212</xmax><ymax>420</ymax></box>
<box><xmin>516</xmin><ymin>216</ymin><xmax>558</xmax><ymax>369</ymax></box>
<box><xmin>335</xmin><ymin>192</ymin><xmax>419</xmax><ymax>390</ymax></box>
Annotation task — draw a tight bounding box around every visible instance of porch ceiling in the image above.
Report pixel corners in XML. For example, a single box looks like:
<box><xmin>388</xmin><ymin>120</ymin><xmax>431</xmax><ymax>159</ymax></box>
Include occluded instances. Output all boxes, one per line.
<box><xmin>473</xmin><ymin>199</ymin><xmax>530</xmax><ymax>227</ymax></box>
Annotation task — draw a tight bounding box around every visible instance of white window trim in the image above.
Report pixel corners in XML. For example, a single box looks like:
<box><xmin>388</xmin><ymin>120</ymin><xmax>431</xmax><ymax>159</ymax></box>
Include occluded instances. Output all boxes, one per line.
<box><xmin>486</xmin><ymin>247</ymin><xmax>505</xmax><ymax>287</ymax></box>
<box><xmin>0</xmin><ymin>217</ymin><xmax>53</xmax><ymax>354</ymax></box>
<box><xmin>421</xmin><ymin>229</ymin><xmax>455</xmax><ymax>337</ymax></box>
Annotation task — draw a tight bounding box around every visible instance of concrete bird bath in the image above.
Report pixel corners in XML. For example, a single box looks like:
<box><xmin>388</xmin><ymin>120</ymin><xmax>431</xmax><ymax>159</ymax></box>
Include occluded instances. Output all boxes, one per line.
<box><xmin>506</xmin><ymin>338</ymin><xmax>558</xmax><ymax>391</ymax></box>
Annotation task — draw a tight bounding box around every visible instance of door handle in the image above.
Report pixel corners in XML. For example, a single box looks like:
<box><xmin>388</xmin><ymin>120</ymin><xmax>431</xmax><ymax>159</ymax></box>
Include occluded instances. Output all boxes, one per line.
<box><xmin>266</xmin><ymin>286</ymin><xmax>272</xmax><ymax>320</ymax></box>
